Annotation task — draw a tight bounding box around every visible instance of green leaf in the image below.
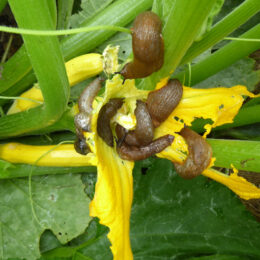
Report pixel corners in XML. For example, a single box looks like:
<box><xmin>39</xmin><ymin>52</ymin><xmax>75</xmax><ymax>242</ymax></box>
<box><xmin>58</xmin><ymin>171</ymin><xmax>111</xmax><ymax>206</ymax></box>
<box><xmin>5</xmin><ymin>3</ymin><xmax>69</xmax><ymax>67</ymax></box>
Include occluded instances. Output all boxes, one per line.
<box><xmin>130</xmin><ymin>159</ymin><xmax>260</xmax><ymax>259</ymax></box>
<box><xmin>195</xmin><ymin>0</ymin><xmax>225</xmax><ymax>41</ymax></box>
<box><xmin>0</xmin><ymin>174</ymin><xmax>91</xmax><ymax>260</ymax></box>
<box><xmin>194</xmin><ymin>57</ymin><xmax>260</xmax><ymax>91</ymax></box>
<box><xmin>52</xmin><ymin>159</ymin><xmax>260</xmax><ymax>259</ymax></box>
<box><xmin>70</xmin><ymin>0</ymin><xmax>114</xmax><ymax>28</ymax></box>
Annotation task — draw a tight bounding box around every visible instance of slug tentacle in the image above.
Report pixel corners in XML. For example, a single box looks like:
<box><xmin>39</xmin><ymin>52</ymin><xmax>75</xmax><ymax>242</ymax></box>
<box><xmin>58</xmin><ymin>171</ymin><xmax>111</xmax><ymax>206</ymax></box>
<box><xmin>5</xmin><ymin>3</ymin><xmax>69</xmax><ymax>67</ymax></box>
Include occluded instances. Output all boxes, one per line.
<box><xmin>120</xmin><ymin>11</ymin><xmax>164</xmax><ymax>79</ymax></box>
<box><xmin>173</xmin><ymin>128</ymin><xmax>212</xmax><ymax>179</ymax></box>
<box><xmin>97</xmin><ymin>98</ymin><xmax>124</xmax><ymax>147</ymax></box>
<box><xmin>147</xmin><ymin>79</ymin><xmax>183</xmax><ymax>127</ymax></box>
<box><xmin>117</xmin><ymin>135</ymin><xmax>174</xmax><ymax>161</ymax></box>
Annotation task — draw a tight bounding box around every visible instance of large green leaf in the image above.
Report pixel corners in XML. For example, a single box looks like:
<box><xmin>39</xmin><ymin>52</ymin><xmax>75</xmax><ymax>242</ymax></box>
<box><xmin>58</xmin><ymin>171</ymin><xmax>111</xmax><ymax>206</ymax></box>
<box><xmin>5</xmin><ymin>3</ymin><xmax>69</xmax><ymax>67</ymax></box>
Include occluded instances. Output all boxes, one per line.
<box><xmin>0</xmin><ymin>174</ymin><xmax>91</xmax><ymax>259</ymax></box>
<box><xmin>70</xmin><ymin>0</ymin><xmax>114</xmax><ymax>28</ymax></box>
<box><xmin>42</xmin><ymin>158</ymin><xmax>260</xmax><ymax>259</ymax></box>
<box><xmin>130</xmin><ymin>159</ymin><xmax>260</xmax><ymax>259</ymax></box>
<box><xmin>194</xmin><ymin>57</ymin><xmax>260</xmax><ymax>91</ymax></box>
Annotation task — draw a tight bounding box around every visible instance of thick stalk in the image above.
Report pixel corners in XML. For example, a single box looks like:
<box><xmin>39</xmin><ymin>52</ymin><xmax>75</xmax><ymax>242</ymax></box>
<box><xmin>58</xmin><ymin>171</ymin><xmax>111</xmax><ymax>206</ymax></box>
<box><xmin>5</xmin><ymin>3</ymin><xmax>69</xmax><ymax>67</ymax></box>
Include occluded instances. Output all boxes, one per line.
<box><xmin>208</xmin><ymin>139</ymin><xmax>260</xmax><ymax>173</ymax></box>
<box><xmin>175</xmin><ymin>24</ymin><xmax>260</xmax><ymax>86</ymax></box>
<box><xmin>180</xmin><ymin>0</ymin><xmax>260</xmax><ymax>65</ymax></box>
<box><xmin>1</xmin><ymin>0</ymin><xmax>70</xmax><ymax>138</ymax></box>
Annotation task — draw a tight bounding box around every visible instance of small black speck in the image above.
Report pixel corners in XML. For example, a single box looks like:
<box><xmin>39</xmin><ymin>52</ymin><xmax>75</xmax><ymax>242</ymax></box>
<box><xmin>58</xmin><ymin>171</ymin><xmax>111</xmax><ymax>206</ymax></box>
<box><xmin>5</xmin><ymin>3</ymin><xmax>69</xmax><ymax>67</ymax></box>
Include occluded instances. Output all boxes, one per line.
<box><xmin>141</xmin><ymin>167</ymin><xmax>148</xmax><ymax>175</ymax></box>
<box><xmin>122</xmin><ymin>50</ymin><xmax>126</xmax><ymax>54</ymax></box>
<box><xmin>58</xmin><ymin>232</ymin><xmax>62</xmax><ymax>235</ymax></box>
<box><xmin>219</xmin><ymin>104</ymin><xmax>224</xmax><ymax>109</ymax></box>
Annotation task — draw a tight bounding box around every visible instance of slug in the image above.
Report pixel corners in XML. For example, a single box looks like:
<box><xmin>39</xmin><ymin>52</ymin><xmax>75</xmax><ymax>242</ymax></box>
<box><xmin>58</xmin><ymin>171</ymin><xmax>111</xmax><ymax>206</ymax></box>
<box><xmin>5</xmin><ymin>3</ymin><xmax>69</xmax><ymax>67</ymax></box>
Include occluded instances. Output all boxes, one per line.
<box><xmin>125</xmin><ymin>100</ymin><xmax>154</xmax><ymax>146</ymax></box>
<box><xmin>147</xmin><ymin>79</ymin><xmax>183</xmax><ymax>127</ymax></box>
<box><xmin>117</xmin><ymin>134</ymin><xmax>174</xmax><ymax>161</ymax></box>
<box><xmin>120</xmin><ymin>11</ymin><xmax>164</xmax><ymax>79</ymax></box>
<box><xmin>74</xmin><ymin>137</ymin><xmax>90</xmax><ymax>155</ymax></box>
<box><xmin>74</xmin><ymin>77</ymin><xmax>103</xmax><ymax>132</ymax></box>
<box><xmin>173</xmin><ymin>128</ymin><xmax>212</xmax><ymax>179</ymax></box>
<box><xmin>97</xmin><ymin>98</ymin><xmax>124</xmax><ymax>147</ymax></box>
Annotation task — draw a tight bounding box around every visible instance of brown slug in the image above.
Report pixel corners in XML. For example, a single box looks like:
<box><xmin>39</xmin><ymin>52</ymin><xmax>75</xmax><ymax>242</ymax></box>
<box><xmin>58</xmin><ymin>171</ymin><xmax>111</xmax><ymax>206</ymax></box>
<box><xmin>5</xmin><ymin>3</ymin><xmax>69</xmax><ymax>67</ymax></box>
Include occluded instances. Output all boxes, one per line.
<box><xmin>173</xmin><ymin>128</ymin><xmax>212</xmax><ymax>179</ymax></box>
<box><xmin>74</xmin><ymin>77</ymin><xmax>103</xmax><ymax>132</ymax></box>
<box><xmin>120</xmin><ymin>11</ymin><xmax>164</xmax><ymax>79</ymax></box>
<box><xmin>147</xmin><ymin>79</ymin><xmax>183</xmax><ymax>127</ymax></box>
<box><xmin>97</xmin><ymin>98</ymin><xmax>124</xmax><ymax>147</ymax></box>
<box><xmin>74</xmin><ymin>136</ymin><xmax>90</xmax><ymax>155</ymax></box>
<box><xmin>125</xmin><ymin>100</ymin><xmax>154</xmax><ymax>146</ymax></box>
<box><xmin>117</xmin><ymin>134</ymin><xmax>174</xmax><ymax>161</ymax></box>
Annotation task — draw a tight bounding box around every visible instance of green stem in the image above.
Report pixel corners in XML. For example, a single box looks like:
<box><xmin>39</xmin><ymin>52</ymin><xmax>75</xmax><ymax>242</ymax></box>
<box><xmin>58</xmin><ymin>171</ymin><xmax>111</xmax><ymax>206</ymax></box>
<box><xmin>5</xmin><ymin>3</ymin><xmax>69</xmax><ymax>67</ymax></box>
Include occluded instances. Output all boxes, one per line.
<box><xmin>224</xmin><ymin>37</ymin><xmax>260</xmax><ymax>42</ymax></box>
<box><xmin>0</xmin><ymin>25</ymin><xmax>132</xmax><ymax>35</ymax></box>
<box><xmin>57</xmin><ymin>0</ymin><xmax>74</xmax><ymax>40</ymax></box>
<box><xmin>0</xmin><ymin>0</ymin><xmax>7</xmax><ymax>13</ymax></box>
<box><xmin>0</xmin><ymin>0</ymin><xmax>152</xmax><ymax>95</ymax></box>
<box><xmin>2</xmin><ymin>0</ymin><xmax>70</xmax><ymax>138</ymax></box>
<box><xmin>180</xmin><ymin>0</ymin><xmax>260</xmax><ymax>65</ymax></box>
<box><xmin>208</xmin><ymin>138</ymin><xmax>260</xmax><ymax>173</ymax></box>
<box><xmin>0</xmin><ymin>163</ymin><xmax>96</xmax><ymax>179</ymax></box>
<box><xmin>175</xmin><ymin>24</ymin><xmax>260</xmax><ymax>86</ymax></box>
<box><xmin>138</xmin><ymin>0</ymin><xmax>218</xmax><ymax>90</ymax></box>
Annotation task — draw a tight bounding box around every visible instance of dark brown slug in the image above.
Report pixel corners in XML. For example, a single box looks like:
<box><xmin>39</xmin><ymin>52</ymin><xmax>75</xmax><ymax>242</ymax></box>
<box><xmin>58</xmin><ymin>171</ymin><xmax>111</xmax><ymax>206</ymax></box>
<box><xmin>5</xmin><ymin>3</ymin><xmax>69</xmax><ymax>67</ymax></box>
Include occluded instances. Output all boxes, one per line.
<box><xmin>97</xmin><ymin>98</ymin><xmax>124</xmax><ymax>147</ymax></box>
<box><xmin>125</xmin><ymin>100</ymin><xmax>154</xmax><ymax>146</ymax></box>
<box><xmin>120</xmin><ymin>11</ymin><xmax>164</xmax><ymax>79</ymax></box>
<box><xmin>74</xmin><ymin>77</ymin><xmax>103</xmax><ymax>132</ymax></box>
<box><xmin>147</xmin><ymin>79</ymin><xmax>183</xmax><ymax>127</ymax></box>
<box><xmin>74</xmin><ymin>137</ymin><xmax>90</xmax><ymax>155</ymax></box>
<box><xmin>117</xmin><ymin>134</ymin><xmax>174</xmax><ymax>161</ymax></box>
<box><xmin>173</xmin><ymin>128</ymin><xmax>212</xmax><ymax>179</ymax></box>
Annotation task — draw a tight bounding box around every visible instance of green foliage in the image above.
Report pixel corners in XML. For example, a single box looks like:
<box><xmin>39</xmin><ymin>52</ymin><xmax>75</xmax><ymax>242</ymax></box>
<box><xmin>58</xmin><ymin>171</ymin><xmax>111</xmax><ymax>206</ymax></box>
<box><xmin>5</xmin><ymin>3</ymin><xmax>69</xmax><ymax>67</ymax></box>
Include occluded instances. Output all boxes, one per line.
<box><xmin>0</xmin><ymin>0</ymin><xmax>260</xmax><ymax>259</ymax></box>
<box><xmin>40</xmin><ymin>159</ymin><xmax>260</xmax><ymax>259</ymax></box>
<box><xmin>70</xmin><ymin>0</ymin><xmax>114</xmax><ymax>28</ymax></box>
<box><xmin>0</xmin><ymin>174</ymin><xmax>91</xmax><ymax>259</ymax></box>
<box><xmin>194</xmin><ymin>57</ymin><xmax>260</xmax><ymax>91</ymax></box>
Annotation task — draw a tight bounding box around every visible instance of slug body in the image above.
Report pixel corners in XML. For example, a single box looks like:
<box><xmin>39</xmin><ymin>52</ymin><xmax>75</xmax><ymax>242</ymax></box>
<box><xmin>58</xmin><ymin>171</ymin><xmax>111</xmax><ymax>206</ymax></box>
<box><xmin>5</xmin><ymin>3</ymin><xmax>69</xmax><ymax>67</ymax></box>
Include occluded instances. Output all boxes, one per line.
<box><xmin>147</xmin><ymin>79</ymin><xmax>183</xmax><ymax>127</ymax></box>
<box><xmin>74</xmin><ymin>78</ymin><xmax>103</xmax><ymax>155</ymax></box>
<box><xmin>124</xmin><ymin>100</ymin><xmax>154</xmax><ymax>146</ymax></box>
<box><xmin>74</xmin><ymin>137</ymin><xmax>90</xmax><ymax>155</ymax></box>
<box><xmin>120</xmin><ymin>11</ymin><xmax>164</xmax><ymax>79</ymax></box>
<box><xmin>174</xmin><ymin>128</ymin><xmax>212</xmax><ymax>179</ymax></box>
<box><xmin>74</xmin><ymin>77</ymin><xmax>103</xmax><ymax>132</ymax></box>
<box><xmin>117</xmin><ymin>135</ymin><xmax>174</xmax><ymax>161</ymax></box>
<box><xmin>97</xmin><ymin>98</ymin><xmax>124</xmax><ymax>147</ymax></box>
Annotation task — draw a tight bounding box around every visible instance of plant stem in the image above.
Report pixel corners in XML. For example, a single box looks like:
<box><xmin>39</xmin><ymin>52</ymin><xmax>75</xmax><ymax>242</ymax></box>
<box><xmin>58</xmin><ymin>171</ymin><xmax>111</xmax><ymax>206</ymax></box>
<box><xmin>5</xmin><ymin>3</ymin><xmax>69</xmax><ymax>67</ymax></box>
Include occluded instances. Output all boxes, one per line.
<box><xmin>180</xmin><ymin>0</ymin><xmax>260</xmax><ymax>65</ymax></box>
<box><xmin>0</xmin><ymin>25</ymin><xmax>132</xmax><ymax>36</ymax></box>
<box><xmin>0</xmin><ymin>0</ymin><xmax>153</xmax><ymax>96</ymax></box>
<box><xmin>175</xmin><ymin>24</ymin><xmax>260</xmax><ymax>86</ymax></box>
<box><xmin>2</xmin><ymin>0</ymin><xmax>70</xmax><ymax>138</ymax></box>
<box><xmin>208</xmin><ymin>138</ymin><xmax>260</xmax><ymax>173</ymax></box>
<box><xmin>0</xmin><ymin>0</ymin><xmax>7</xmax><ymax>13</ymax></box>
<box><xmin>57</xmin><ymin>0</ymin><xmax>74</xmax><ymax>31</ymax></box>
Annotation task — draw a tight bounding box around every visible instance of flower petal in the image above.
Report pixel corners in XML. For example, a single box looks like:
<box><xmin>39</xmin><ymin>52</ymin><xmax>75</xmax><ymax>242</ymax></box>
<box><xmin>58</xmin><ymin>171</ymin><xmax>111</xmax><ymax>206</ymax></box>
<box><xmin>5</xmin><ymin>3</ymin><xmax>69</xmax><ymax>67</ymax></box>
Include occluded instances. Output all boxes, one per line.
<box><xmin>155</xmin><ymin>85</ymin><xmax>256</xmax><ymax>163</ymax></box>
<box><xmin>202</xmin><ymin>167</ymin><xmax>260</xmax><ymax>200</ymax></box>
<box><xmin>89</xmin><ymin>136</ymin><xmax>134</xmax><ymax>260</ymax></box>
